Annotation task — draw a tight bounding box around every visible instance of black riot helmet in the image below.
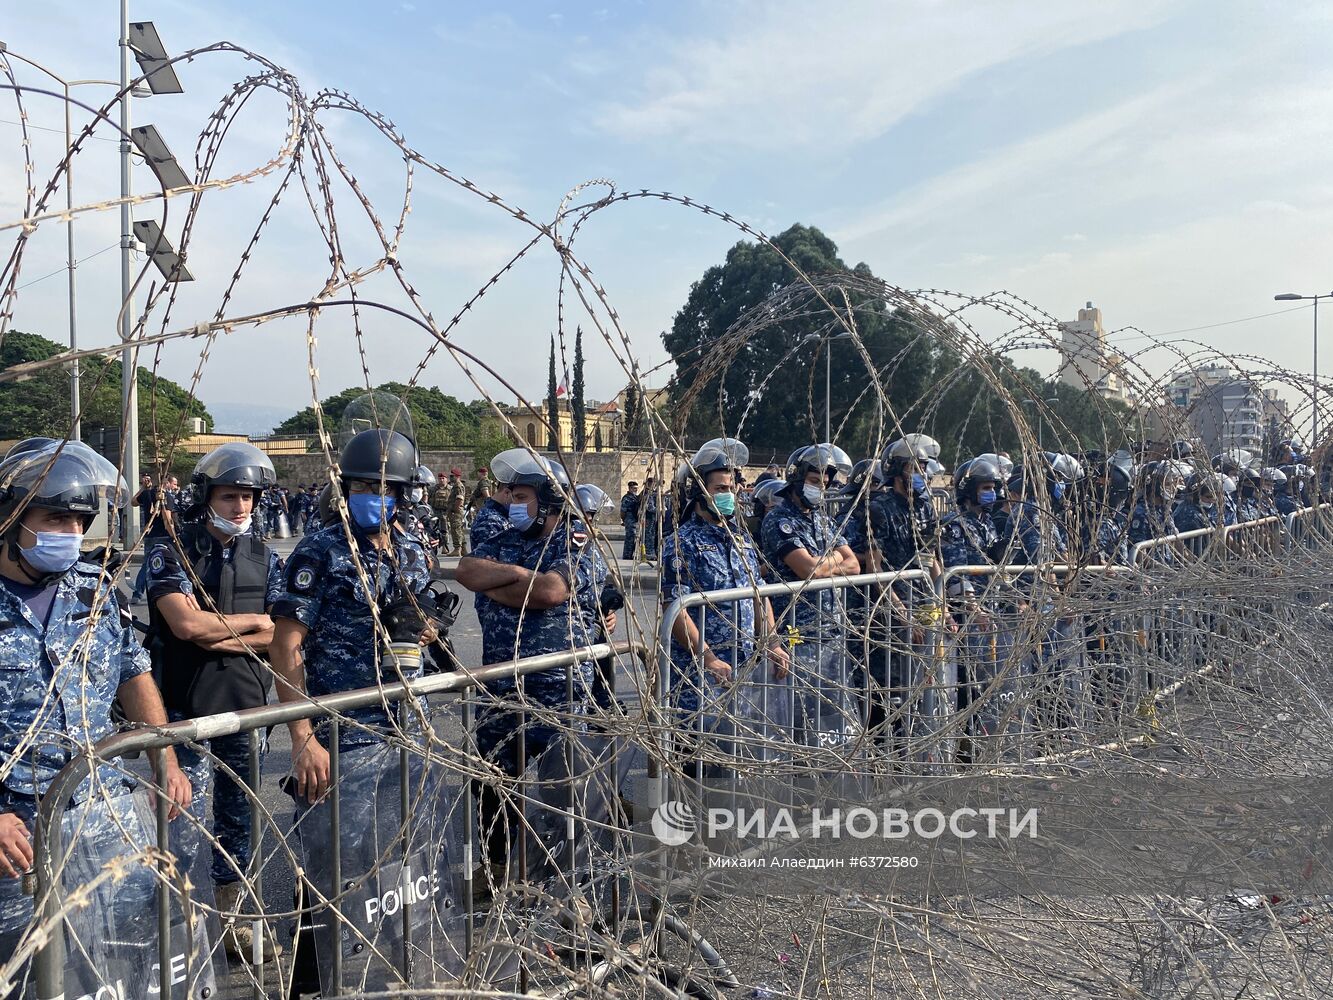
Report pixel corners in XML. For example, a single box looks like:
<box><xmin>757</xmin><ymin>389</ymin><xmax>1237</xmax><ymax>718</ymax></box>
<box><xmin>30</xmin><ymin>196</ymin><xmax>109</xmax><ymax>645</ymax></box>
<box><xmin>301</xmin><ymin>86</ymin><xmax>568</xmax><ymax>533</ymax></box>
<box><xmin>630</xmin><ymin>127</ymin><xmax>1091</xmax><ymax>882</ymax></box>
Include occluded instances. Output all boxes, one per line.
<box><xmin>1237</xmin><ymin>466</ymin><xmax>1262</xmax><ymax>497</ymax></box>
<box><xmin>954</xmin><ymin>456</ymin><xmax>1002</xmax><ymax>508</ymax></box>
<box><xmin>338</xmin><ymin>429</ymin><xmax>417</xmax><ymax>493</ymax></box>
<box><xmin>879</xmin><ymin>435</ymin><xmax>937</xmax><ymax>483</ymax></box>
<box><xmin>191</xmin><ymin>442</ymin><xmax>276</xmax><ymax>512</ymax></box>
<box><xmin>3</xmin><ymin>437</ymin><xmax>58</xmax><ymax>461</ymax></box>
<box><xmin>785</xmin><ymin>444</ymin><xmax>853</xmax><ymax>500</ymax></box>
<box><xmin>490</xmin><ymin>447</ymin><xmax>571</xmax><ymax>537</ymax></box>
<box><xmin>0</xmin><ymin>441</ymin><xmax>127</xmax><ymax>547</ymax></box>
<box><xmin>1185</xmin><ymin>469</ymin><xmax>1223</xmax><ymax>503</ymax></box>
<box><xmin>680</xmin><ymin>438</ymin><xmax>750</xmax><ymax>519</ymax></box>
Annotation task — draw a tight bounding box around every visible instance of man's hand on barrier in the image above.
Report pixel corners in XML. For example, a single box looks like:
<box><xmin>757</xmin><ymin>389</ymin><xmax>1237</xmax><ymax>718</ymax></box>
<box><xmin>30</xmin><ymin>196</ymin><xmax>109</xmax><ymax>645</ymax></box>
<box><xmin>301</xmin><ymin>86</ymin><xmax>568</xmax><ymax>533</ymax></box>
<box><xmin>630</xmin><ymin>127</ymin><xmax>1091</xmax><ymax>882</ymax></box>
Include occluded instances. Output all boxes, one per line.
<box><xmin>702</xmin><ymin>649</ymin><xmax>732</xmax><ymax>683</ymax></box>
<box><xmin>0</xmin><ymin>813</ymin><xmax>32</xmax><ymax>879</ymax></box>
<box><xmin>161</xmin><ymin>759</ymin><xmax>193</xmax><ymax>821</ymax></box>
<box><xmin>764</xmin><ymin>637</ymin><xmax>790</xmax><ymax>680</ymax></box>
<box><xmin>293</xmin><ymin>738</ymin><xmax>332</xmax><ymax>804</ymax></box>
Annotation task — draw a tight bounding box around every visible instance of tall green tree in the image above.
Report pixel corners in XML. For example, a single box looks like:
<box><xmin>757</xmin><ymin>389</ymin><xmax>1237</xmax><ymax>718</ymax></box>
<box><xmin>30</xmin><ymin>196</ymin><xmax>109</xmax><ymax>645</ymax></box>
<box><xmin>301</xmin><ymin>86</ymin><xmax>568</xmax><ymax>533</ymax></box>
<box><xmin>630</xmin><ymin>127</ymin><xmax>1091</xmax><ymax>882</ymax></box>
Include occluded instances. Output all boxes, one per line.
<box><xmin>274</xmin><ymin>381</ymin><xmax>482</xmax><ymax>446</ymax></box>
<box><xmin>663</xmin><ymin>224</ymin><xmax>933</xmax><ymax>450</ymax></box>
<box><xmin>572</xmin><ymin>327</ymin><xmax>587</xmax><ymax>452</ymax></box>
<box><xmin>546</xmin><ymin>336</ymin><xmax>559</xmax><ymax>451</ymax></box>
<box><xmin>623</xmin><ymin>382</ymin><xmax>646</xmax><ymax>447</ymax></box>
<box><xmin>0</xmin><ymin>331</ymin><xmax>213</xmax><ymax>459</ymax></box>
<box><xmin>661</xmin><ymin>224</ymin><xmax>1128</xmax><ymax>460</ymax></box>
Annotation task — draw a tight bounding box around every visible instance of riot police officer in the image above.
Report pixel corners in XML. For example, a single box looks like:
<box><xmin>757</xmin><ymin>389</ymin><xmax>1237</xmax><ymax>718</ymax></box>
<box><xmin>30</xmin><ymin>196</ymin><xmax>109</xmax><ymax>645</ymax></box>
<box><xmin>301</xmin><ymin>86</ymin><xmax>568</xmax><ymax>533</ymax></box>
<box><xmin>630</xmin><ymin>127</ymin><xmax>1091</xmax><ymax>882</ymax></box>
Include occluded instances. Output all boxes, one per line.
<box><xmin>0</xmin><ymin>441</ymin><xmax>191</xmax><ymax>964</ymax></box>
<box><xmin>760</xmin><ymin>444</ymin><xmax>859</xmax><ymax>748</ymax></box>
<box><xmin>269</xmin><ymin>429</ymin><xmax>436</xmax><ymax>804</ymax></box>
<box><xmin>1129</xmin><ymin>461</ymin><xmax>1184</xmax><ymax>563</ymax></box>
<box><xmin>662</xmin><ymin>441</ymin><xmax>789</xmax><ymax>741</ymax></box>
<box><xmin>455</xmin><ymin>452</ymin><xmax>602</xmax><ymax>876</ymax></box>
<box><xmin>144</xmin><ymin>442</ymin><xmax>285</xmax><ymax>961</ymax></box>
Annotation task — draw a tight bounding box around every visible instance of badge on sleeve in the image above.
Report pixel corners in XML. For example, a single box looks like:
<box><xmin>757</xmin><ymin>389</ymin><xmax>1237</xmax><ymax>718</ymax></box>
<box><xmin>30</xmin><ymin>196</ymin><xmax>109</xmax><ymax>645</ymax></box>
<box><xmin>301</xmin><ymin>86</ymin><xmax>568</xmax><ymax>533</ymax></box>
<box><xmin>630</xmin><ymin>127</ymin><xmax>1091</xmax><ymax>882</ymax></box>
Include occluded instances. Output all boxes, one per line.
<box><xmin>571</xmin><ymin>530</ymin><xmax>589</xmax><ymax>549</ymax></box>
<box><xmin>149</xmin><ymin>551</ymin><xmax>166</xmax><ymax>574</ymax></box>
<box><xmin>288</xmin><ymin>555</ymin><xmax>319</xmax><ymax>594</ymax></box>
<box><xmin>779</xmin><ymin>519</ymin><xmax>794</xmax><ymax>535</ymax></box>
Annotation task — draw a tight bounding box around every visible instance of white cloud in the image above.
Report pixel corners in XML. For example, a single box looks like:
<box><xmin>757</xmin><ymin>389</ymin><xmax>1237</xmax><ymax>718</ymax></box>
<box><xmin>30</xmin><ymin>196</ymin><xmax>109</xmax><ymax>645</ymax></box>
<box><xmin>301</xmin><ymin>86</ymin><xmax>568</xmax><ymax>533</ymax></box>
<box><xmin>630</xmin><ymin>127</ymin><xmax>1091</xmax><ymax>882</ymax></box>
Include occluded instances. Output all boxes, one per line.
<box><xmin>597</xmin><ymin>0</ymin><xmax>1174</xmax><ymax>148</ymax></box>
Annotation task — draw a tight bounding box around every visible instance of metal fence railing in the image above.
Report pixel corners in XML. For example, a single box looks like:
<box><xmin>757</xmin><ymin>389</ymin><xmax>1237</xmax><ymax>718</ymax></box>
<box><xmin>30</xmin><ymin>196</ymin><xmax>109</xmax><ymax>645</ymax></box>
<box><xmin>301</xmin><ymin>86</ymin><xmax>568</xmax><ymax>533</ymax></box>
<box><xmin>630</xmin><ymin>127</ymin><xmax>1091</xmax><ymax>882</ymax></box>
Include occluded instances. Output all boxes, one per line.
<box><xmin>18</xmin><ymin>506</ymin><xmax>1333</xmax><ymax>1000</ymax></box>
<box><xmin>28</xmin><ymin>641</ymin><xmax>701</xmax><ymax>1000</ymax></box>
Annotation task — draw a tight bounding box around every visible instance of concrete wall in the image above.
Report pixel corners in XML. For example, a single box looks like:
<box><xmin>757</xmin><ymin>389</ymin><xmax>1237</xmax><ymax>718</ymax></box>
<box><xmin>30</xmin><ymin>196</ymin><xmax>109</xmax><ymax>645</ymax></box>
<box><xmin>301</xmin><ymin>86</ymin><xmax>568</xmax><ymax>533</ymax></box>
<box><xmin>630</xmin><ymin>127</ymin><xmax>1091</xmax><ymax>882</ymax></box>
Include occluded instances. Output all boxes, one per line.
<box><xmin>270</xmin><ymin>448</ymin><xmax>688</xmax><ymax>499</ymax></box>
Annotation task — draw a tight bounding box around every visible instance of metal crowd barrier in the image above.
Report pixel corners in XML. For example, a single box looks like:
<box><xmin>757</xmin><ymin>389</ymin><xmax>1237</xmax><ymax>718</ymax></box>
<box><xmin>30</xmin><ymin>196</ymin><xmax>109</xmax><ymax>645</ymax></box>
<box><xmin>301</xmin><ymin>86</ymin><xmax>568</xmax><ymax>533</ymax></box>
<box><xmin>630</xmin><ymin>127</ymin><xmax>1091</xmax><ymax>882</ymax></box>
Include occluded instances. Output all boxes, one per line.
<box><xmin>657</xmin><ymin>507</ymin><xmax>1333</xmax><ymax>796</ymax></box>
<box><xmin>29</xmin><ymin>641</ymin><xmax>649</xmax><ymax>1000</ymax></box>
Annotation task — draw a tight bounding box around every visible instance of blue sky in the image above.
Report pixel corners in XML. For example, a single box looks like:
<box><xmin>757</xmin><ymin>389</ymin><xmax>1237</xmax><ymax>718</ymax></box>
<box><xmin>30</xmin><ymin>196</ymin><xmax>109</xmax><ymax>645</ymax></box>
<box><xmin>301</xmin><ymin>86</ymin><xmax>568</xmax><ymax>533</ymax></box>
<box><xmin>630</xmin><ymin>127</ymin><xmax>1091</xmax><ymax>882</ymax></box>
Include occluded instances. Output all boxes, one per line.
<box><xmin>3</xmin><ymin>1</ymin><xmax>1332</xmax><ymax>431</ymax></box>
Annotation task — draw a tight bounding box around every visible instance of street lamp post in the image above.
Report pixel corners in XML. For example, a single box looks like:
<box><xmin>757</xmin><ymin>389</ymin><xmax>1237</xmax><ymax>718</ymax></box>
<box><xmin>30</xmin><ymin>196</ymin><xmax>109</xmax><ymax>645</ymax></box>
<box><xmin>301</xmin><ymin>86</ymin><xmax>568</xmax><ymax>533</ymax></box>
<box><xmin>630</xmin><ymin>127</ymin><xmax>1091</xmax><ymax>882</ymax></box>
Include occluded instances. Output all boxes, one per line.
<box><xmin>0</xmin><ymin>47</ymin><xmax>133</xmax><ymax>442</ymax></box>
<box><xmin>1274</xmin><ymin>290</ymin><xmax>1333</xmax><ymax>457</ymax></box>
<box><xmin>801</xmin><ymin>330</ymin><xmax>854</xmax><ymax>442</ymax></box>
<box><xmin>119</xmin><ymin>10</ymin><xmax>184</xmax><ymax>544</ymax></box>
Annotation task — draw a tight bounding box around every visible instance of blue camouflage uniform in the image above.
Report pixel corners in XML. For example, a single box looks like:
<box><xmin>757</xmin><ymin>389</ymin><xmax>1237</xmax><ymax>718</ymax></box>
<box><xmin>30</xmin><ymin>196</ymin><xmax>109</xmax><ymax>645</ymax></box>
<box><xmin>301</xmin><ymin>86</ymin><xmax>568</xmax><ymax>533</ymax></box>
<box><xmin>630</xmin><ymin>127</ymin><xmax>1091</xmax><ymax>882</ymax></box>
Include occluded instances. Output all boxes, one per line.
<box><xmin>940</xmin><ymin>509</ymin><xmax>999</xmax><ymax>584</ymax></box>
<box><xmin>999</xmin><ymin>497</ymin><xmax>1078</xmax><ymax>731</ymax></box>
<box><xmin>761</xmin><ymin>493</ymin><xmax>848</xmax><ymax>643</ymax></box>
<box><xmin>760</xmin><ymin>493</ymin><xmax>857</xmax><ymax>746</ymax></box>
<box><xmin>271</xmin><ymin>524</ymin><xmax>432</xmax><ymax>752</ymax></box>
<box><xmin>939</xmin><ymin>508</ymin><xmax>1028</xmax><ymax>741</ymax></box>
<box><xmin>1172</xmin><ymin>500</ymin><xmax>1220</xmax><ymax>558</ymax></box>
<box><xmin>1082</xmin><ymin>507</ymin><xmax>1130</xmax><ymax>566</ymax></box>
<box><xmin>867</xmin><ymin>489</ymin><xmax>938</xmax><ymax>600</ymax></box>
<box><xmin>1129</xmin><ymin>500</ymin><xmax>1178</xmax><ymax>565</ymax></box>
<box><xmin>469</xmin><ymin>497</ymin><xmax>510</xmax><ymax>550</ymax></box>
<box><xmin>145</xmin><ymin>531</ymin><xmax>283</xmax><ymax>887</ymax></box>
<box><xmin>1275</xmin><ymin>490</ymin><xmax>1301</xmax><ymax>516</ymax></box>
<box><xmin>0</xmin><ymin>560</ymin><xmax>151</xmax><ymax>946</ymax></box>
<box><xmin>471</xmin><ymin>520</ymin><xmax>600</xmax><ymax>754</ymax></box>
<box><xmin>661</xmin><ymin>515</ymin><xmax>767</xmax><ymax>714</ymax></box>
<box><xmin>469</xmin><ymin>520</ymin><xmax>600</xmax><ymax>865</ymax></box>
<box><xmin>1235</xmin><ymin>495</ymin><xmax>1263</xmax><ymax>524</ymax></box>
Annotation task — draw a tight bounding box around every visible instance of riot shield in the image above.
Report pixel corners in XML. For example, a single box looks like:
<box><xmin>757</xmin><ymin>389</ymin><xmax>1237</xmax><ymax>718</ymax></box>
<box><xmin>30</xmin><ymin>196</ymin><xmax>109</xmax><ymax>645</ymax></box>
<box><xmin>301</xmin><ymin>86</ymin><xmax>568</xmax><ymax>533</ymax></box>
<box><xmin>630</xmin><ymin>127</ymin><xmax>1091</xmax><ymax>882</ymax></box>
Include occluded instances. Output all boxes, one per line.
<box><xmin>290</xmin><ymin>741</ymin><xmax>467</xmax><ymax>995</ymax></box>
<box><xmin>55</xmin><ymin>787</ymin><xmax>218</xmax><ymax>1000</ymax></box>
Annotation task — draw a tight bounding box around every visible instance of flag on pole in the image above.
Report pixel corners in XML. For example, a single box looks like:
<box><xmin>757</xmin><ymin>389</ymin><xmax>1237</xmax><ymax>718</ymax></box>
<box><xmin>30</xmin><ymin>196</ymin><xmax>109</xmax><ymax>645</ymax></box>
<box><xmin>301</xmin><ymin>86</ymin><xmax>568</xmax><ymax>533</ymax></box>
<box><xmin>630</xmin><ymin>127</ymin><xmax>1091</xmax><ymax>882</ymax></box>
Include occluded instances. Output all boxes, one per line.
<box><xmin>557</xmin><ymin>368</ymin><xmax>570</xmax><ymax>397</ymax></box>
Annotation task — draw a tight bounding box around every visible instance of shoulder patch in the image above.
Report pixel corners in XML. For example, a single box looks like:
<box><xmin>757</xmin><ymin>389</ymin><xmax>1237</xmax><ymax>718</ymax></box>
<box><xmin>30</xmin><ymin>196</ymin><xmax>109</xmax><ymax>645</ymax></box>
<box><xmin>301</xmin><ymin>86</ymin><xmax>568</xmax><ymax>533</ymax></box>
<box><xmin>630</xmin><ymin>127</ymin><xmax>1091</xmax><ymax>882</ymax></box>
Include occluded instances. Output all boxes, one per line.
<box><xmin>148</xmin><ymin>551</ymin><xmax>166</xmax><ymax>574</ymax></box>
<box><xmin>570</xmin><ymin>530</ymin><xmax>589</xmax><ymax>549</ymax></box>
<box><xmin>287</xmin><ymin>554</ymin><xmax>320</xmax><ymax>594</ymax></box>
<box><xmin>779</xmin><ymin>519</ymin><xmax>794</xmax><ymax>535</ymax></box>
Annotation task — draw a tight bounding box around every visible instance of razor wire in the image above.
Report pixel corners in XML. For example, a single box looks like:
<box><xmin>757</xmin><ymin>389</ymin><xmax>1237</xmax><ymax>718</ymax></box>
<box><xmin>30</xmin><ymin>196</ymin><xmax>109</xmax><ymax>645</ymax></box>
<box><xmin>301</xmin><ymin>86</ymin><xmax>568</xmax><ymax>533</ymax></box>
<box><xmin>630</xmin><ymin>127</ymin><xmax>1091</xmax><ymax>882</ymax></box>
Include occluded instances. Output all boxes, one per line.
<box><xmin>0</xmin><ymin>37</ymin><xmax>1330</xmax><ymax>1000</ymax></box>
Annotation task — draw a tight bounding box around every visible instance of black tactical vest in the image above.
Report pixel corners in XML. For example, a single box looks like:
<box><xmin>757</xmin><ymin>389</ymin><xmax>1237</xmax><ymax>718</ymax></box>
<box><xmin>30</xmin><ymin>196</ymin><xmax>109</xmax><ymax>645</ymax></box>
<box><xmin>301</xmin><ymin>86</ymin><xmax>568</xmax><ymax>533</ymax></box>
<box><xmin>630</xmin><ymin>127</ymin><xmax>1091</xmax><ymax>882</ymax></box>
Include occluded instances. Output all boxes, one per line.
<box><xmin>149</xmin><ymin>522</ymin><xmax>272</xmax><ymax>717</ymax></box>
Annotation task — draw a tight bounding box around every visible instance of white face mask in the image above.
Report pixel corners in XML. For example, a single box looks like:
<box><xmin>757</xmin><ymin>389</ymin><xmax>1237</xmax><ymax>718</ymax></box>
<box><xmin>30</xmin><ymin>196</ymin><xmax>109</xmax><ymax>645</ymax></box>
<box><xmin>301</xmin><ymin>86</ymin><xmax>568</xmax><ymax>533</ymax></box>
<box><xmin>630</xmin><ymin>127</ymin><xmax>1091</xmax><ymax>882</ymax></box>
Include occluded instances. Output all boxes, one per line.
<box><xmin>802</xmin><ymin>483</ymin><xmax>824</xmax><ymax>507</ymax></box>
<box><xmin>209</xmin><ymin>507</ymin><xmax>252</xmax><ymax>538</ymax></box>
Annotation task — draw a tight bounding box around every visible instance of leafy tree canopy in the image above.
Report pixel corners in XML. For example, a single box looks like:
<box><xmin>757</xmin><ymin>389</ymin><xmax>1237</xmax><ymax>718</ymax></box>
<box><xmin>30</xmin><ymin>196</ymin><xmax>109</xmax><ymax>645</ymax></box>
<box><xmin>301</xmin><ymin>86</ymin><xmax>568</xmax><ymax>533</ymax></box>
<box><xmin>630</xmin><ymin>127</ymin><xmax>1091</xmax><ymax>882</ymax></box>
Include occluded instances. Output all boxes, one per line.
<box><xmin>274</xmin><ymin>382</ymin><xmax>482</xmax><ymax>446</ymax></box>
<box><xmin>0</xmin><ymin>331</ymin><xmax>213</xmax><ymax>448</ymax></box>
<box><xmin>663</xmin><ymin>224</ymin><xmax>1130</xmax><ymax>462</ymax></box>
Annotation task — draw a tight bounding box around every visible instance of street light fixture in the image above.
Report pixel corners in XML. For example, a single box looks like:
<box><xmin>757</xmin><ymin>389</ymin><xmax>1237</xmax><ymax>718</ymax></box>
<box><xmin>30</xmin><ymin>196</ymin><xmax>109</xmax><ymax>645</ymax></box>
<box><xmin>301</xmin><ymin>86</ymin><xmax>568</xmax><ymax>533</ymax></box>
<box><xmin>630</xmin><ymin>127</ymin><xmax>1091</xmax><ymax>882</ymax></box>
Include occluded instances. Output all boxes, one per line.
<box><xmin>131</xmin><ymin>220</ymin><xmax>193</xmax><ymax>282</ymax></box>
<box><xmin>1273</xmin><ymin>290</ymin><xmax>1333</xmax><ymax>456</ymax></box>
<box><xmin>119</xmin><ymin>10</ymin><xmax>183</xmax><ymax>544</ymax></box>
<box><xmin>0</xmin><ymin>46</ymin><xmax>148</xmax><ymax>442</ymax></box>
<box><xmin>801</xmin><ymin>330</ymin><xmax>855</xmax><ymax>442</ymax></box>
<box><xmin>127</xmin><ymin>21</ymin><xmax>183</xmax><ymax>94</ymax></box>
<box><xmin>130</xmin><ymin>124</ymin><xmax>190</xmax><ymax>190</ymax></box>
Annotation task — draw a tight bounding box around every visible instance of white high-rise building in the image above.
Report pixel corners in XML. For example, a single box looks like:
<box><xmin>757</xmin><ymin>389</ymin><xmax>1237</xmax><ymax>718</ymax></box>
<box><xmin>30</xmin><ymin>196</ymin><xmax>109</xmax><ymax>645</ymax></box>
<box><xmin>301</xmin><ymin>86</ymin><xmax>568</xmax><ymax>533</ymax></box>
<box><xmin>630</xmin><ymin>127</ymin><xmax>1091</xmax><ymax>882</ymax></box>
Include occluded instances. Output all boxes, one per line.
<box><xmin>1057</xmin><ymin>301</ymin><xmax>1131</xmax><ymax>404</ymax></box>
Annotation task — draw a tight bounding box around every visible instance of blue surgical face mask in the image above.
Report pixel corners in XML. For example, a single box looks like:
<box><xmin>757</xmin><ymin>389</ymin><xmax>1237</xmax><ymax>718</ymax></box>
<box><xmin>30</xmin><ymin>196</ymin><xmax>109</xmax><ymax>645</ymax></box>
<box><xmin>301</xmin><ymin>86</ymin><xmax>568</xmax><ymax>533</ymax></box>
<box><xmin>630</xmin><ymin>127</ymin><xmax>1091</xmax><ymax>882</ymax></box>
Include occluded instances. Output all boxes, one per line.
<box><xmin>508</xmin><ymin>502</ymin><xmax>534</xmax><ymax>531</ymax></box>
<box><xmin>347</xmin><ymin>493</ymin><xmax>394</xmax><ymax>530</ymax></box>
<box><xmin>911</xmin><ymin>473</ymin><xmax>927</xmax><ymax>495</ymax></box>
<box><xmin>801</xmin><ymin>484</ymin><xmax>824</xmax><ymax>507</ymax></box>
<box><xmin>19</xmin><ymin>528</ymin><xmax>83</xmax><ymax>574</ymax></box>
<box><xmin>977</xmin><ymin>488</ymin><xmax>997</xmax><ymax>508</ymax></box>
<box><xmin>711</xmin><ymin>492</ymin><xmax>736</xmax><ymax>517</ymax></box>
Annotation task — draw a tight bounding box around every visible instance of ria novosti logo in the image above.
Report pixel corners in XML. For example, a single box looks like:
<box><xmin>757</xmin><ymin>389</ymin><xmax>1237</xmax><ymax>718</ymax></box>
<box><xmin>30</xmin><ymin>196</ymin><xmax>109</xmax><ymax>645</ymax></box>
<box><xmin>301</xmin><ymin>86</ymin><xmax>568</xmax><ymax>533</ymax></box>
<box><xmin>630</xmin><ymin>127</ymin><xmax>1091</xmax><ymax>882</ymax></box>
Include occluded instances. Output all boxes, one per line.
<box><xmin>651</xmin><ymin>800</ymin><xmax>697</xmax><ymax>846</ymax></box>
